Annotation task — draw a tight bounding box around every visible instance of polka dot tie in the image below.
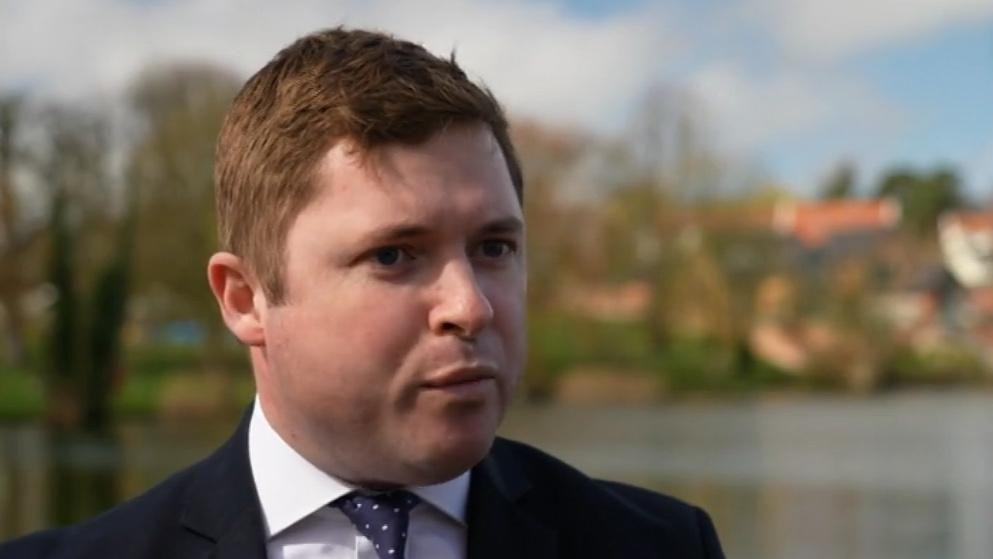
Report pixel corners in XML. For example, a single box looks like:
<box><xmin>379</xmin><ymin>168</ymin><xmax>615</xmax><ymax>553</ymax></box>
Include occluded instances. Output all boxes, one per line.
<box><xmin>332</xmin><ymin>490</ymin><xmax>421</xmax><ymax>559</ymax></box>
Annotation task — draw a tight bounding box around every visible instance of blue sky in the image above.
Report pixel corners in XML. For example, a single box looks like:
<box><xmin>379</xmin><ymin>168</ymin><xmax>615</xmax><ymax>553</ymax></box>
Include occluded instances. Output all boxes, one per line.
<box><xmin>775</xmin><ymin>16</ymin><xmax>993</xmax><ymax>199</ymax></box>
<box><xmin>1</xmin><ymin>0</ymin><xmax>991</xmax><ymax>200</ymax></box>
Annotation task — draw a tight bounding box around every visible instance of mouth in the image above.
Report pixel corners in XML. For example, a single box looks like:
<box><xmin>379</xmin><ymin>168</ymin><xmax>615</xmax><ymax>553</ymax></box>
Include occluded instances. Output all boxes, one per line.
<box><xmin>421</xmin><ymin>364</ymin><xmax>498</xmax><ymax>390</ymax></box>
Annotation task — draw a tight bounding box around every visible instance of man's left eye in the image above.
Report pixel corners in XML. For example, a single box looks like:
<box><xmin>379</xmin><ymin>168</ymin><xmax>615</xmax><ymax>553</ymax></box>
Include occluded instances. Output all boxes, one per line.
<box><xmin>371</xmin><ymin>246</ymin><xmax>412</xmax><ymax>266</ymax></box>
<box><xmin>478</xmin><ymin>240</ymin><xmax>515</xmax><ymax>258</ymax></box>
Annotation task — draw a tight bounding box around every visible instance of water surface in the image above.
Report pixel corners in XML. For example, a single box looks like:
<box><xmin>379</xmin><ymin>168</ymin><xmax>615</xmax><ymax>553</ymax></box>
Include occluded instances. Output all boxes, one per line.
<box><xmin>4</xmin><ymin>392</ymin><xmax>992</xmax><ymax>558</ymax></box>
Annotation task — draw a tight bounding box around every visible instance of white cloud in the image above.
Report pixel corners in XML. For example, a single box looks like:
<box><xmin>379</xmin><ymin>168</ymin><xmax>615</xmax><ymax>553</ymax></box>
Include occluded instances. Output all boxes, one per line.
<box><xmin>1</xmin><ymin>0</ymin><xmax>984</xmax><ymax>197</ymax></box>
<box><xmin>346</xmin><ymin>0</ymin><xmax>679</xmax><ymax>130</ymax></box>
<box><xmin>0</xmin><ymin>0</ymin><xmax>676</xmax><ymax>131</ymax></box>
<box><xmin>686</xmin><ymin>62</ymin><xmax>902</xmax><ymax>152</ymax></box>
<box><xmin>745</xmin><ymin>0</ymin><xmax>993</xmax><ymax>60</ymax></box>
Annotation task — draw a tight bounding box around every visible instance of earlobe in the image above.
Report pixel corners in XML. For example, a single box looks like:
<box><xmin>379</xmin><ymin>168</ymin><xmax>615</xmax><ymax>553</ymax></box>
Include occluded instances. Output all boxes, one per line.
<box><xmin>207</xmin><ymin>252</ymin><xmax>266</xmax><ymax>346</ymax></box>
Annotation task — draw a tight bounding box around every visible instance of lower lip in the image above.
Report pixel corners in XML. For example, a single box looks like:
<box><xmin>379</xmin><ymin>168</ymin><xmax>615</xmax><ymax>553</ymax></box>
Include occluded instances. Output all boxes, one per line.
<box><xmin>423</xmin><ymin>377</ymin><xmax>495</xmax><ymax>398</ymax></box>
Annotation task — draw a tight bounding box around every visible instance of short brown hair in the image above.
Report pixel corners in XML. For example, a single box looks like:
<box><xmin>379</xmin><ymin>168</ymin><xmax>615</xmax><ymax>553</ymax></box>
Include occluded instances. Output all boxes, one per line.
<box><xmin>214</xmin><ymin>27</ymin><xmax>522</xmax><ymax>303</ymax></box>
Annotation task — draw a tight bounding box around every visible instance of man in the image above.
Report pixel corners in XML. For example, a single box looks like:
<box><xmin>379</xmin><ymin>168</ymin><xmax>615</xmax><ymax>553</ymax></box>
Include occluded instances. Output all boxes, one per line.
<box><xmin>1</xmin><ymin>27</ymin><xmax>724</xmax><ymax>558</ymax></box>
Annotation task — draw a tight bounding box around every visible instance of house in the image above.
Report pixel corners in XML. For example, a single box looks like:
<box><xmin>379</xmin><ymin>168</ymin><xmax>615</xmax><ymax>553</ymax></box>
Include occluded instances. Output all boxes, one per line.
<box><xmin>939</xmin><ymin>209</ymin><xmax>993</xmax><ymax>289</ymax></box>
<box><xmin>938</xmin><ymin>209</ymin><xmax>993</xmax><ymax>360</ymax></box>
<box><xmin>773</xmin><ymin>198</ymin><xmax>901</xmax><ymax>249</ymax></box>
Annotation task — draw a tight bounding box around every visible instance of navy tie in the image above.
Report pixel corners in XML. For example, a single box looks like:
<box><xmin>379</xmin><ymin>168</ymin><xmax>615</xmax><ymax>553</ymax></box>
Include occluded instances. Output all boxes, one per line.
<box><xmin>333</xmin><ymin>491</ymin><xmax>421</xmax><ymax>559</ymax></box>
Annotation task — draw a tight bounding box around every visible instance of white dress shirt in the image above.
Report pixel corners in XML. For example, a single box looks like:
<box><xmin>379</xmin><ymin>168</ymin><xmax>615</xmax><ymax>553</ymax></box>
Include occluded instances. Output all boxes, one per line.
<box><xmin>248</xmin><ymin>397</ymin><xmax>469</xmax><ymax>559</ymax></box>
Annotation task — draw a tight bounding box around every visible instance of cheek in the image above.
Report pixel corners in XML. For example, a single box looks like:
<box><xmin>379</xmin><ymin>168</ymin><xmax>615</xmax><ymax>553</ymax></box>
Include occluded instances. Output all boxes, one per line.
<box><xmin>265</xmin><ymin>296</ymin><xmax>424</xmax><ymax>411</ymax></box>
<box><xmin>492</xmin><ymin>265</ymin><xmax>527</xmax><ymax>313</ymax></box>
<box><xmin>487</xmin><ymin>279</ymin><xmax>527</xmax><ymax>354</ymax></box>
<box><xmin>296</xmin><ymin>285</ymin><xmax>427</xmax><ymax>370</ymax></box>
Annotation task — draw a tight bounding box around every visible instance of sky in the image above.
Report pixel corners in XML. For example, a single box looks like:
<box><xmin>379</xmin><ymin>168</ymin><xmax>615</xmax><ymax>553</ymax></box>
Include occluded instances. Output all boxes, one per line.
<box><xmin>1</xmin><ymin>0</ymin><xmax>991</xmax><ymax>200</ymax></box>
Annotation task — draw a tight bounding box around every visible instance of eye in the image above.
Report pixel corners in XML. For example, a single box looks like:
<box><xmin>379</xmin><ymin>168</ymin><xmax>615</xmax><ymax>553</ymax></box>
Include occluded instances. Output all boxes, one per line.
<box><xmin>477</xmin><ymin>239</ymin><xmax>516</xmax><ymax>259</ymax></box>
<box><xmin>371</xmin><ymin>246</ymin><xmax>412</xmax><ymax>266</ymax></box>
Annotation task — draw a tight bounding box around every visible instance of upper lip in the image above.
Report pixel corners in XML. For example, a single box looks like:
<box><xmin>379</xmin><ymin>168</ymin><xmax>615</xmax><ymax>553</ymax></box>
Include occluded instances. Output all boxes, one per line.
<box><xmin>421</xmin><ymin>364</ymin><xmax>497</xmax><ymax>388</ymax></box>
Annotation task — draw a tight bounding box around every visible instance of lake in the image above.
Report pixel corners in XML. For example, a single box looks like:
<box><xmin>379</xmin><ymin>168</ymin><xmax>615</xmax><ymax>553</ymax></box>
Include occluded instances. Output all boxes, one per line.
<box><xmin>4</xmin><ymin>391</ymin><xmax>993</xmax><ymax>558</ymax></box>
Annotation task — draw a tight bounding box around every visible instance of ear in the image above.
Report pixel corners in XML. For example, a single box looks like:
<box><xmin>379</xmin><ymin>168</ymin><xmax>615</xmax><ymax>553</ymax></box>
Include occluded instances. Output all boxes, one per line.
<box><xmin>207</xmin><ymin>252</ymin><xmax>267</xmax><ymax>346</ymax></box>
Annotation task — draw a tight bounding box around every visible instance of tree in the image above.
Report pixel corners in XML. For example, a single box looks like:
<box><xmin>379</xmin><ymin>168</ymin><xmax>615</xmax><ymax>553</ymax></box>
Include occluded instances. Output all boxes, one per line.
<box><xmin>127</xmin><ymin>63</ymin><xmax>241</xmax><ymax>368</ymax></box>
<box><xmin>0</xmin><ymin>96</ymin><xmax>46</xmax><ymax>368</ymax></box>
<box><xmin>877</xmin><ymin>165</ymin><xmax>964</xmax><ymax>237</ymax></box>
<box><xmin>820</xmin><ymin>161</ymin><xmax>856</xmax><ymax>200</ymax></box>
<box><xmin>513</xmin><ymin>121</ymin><xmax>585</xmax><ymax>311</ymax></box>
<box><xmin>622</xmin><ymin>87</ymin><xmax>728</xmax><ymax>345</ymax></box>
<box><xmin>39</xmin><ymin>106</ymin><xmax>119</xmax><ymax>430</ymax></box>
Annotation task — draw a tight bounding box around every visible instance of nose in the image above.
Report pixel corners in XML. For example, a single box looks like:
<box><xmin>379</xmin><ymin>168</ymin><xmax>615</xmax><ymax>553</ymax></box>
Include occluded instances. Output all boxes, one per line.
<box><xmin>428</xmin><ymin>259</ymin><xmax>494</xmax><ymax>339</ymax></box>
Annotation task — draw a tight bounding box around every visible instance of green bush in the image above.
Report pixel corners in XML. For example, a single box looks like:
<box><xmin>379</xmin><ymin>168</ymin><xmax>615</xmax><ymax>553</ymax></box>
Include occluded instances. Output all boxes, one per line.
<box><xmin>0</xmin><ymin>367</ymin><xmax>45</xmax><ymax>420</ymax></box>
<box><xmin>883</xmin><ymin>345</ymin><xmax>987</xmax><ymax>386</ymax></box>
<box><xmin>527</xmin><ymin>313</ymin><xmax>796</xmax><ymax>396</ymax></box>
<box><xmin>112</xmin><ymin>371</ymin><xmax>168</xmax><ymax>417</ymax></box>
<box><xmin>124</xmin><ymin>345</ymin><xmax>203</xmax><ymax>377</ymax></box>
<box><xmin>114</xmin><ymin>343</ymin><xmax>253</xmax><ymax>417</ymax></box>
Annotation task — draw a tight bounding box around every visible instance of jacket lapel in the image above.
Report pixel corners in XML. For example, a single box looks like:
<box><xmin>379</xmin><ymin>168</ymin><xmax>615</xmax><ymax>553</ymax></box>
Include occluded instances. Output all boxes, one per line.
<box><xmin>180</xmin><ymin>407</ymin><xmax>269</xmax><ymax>559</ymax></box>
<box><xmin>466</xmin><ymin>439</ymin><xmax>556</xmax><ymax>559</ymax></box>
<box><xmin>205</xmin><ymin>508</ymin><xmax>269</xmax><ymax>559</ymax></box>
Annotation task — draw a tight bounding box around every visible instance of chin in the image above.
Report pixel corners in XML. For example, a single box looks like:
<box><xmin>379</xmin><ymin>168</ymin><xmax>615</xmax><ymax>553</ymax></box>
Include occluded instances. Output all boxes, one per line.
<box><xmin>421</xmin><ymin>441</ymin><xmax>494</xmax><ymax>485</ymax></box>
<box><xmin>406</xmin><ymin>424</ymin><xmax>498</xmax><ymax>485</ymax></box>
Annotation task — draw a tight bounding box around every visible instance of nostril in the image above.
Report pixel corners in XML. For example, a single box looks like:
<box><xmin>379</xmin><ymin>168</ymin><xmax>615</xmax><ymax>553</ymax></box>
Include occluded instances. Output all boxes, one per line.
<box><xmin>441</xmin><ymin>321</ymin><xmax>475</xmax><ymax>339</ymax></box>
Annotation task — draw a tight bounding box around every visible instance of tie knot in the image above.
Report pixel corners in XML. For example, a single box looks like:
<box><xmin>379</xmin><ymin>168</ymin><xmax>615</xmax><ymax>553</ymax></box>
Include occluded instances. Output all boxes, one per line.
<box><xmin>332</xmin><ymin>491</ymin><xmax>421</xmax><ymax>559</ymax></box>
<box><xmin>337</xmin><ymin>490</ymin><xmax>420</xmax><ymax>514</ymax></box>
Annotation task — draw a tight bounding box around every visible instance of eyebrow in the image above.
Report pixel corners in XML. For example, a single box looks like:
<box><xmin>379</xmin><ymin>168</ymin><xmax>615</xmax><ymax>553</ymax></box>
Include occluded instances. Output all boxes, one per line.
<box><xmin>477</xmin><ymin>216</ymin><xmax>524</xmax><ymax>235</ymax></box>
<box><xmin>360</xmin><ymin>216</ymin><xmax>524</xmax><ymax>245</ymax></box>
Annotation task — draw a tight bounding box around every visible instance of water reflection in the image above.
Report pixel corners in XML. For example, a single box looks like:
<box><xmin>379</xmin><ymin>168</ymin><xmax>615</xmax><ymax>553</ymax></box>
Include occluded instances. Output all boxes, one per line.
<box><xmin>498</xmin><ymin>393</ymin><xmax>993</xmax><ymax>559</ymax></box>
<box><xmin>1</xmin><ymin>426</ymin><xmax>122</xmax><ymax>533</ymax></box>
<box><xmin>48</xmin><ymin>430</ymin><xmax>119</xmax><ymax>526</ymax></box>
<box><xmin>3</xmin><ymin>393</ymin><xmax>993</xmax><ymax>558</ymax></box>
<box><xmin>0</xmin><ymin>419</ymin><xmax>235</xmax><ymax>540</ymax></box>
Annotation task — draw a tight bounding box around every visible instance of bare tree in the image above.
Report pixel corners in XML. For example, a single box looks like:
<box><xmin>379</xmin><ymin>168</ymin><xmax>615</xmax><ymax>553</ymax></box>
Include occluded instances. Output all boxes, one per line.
<box><xmin>127</xmin><ymin>62</ymin><xmax>241</xmax><ymax>369</ymax></box>
<box><xmin>39</xmin><ymin>106</ymin><xmax>117</xmax><ymax>429</ymax></box>
<box><xmin>0</xmin><ymin>96</ymin><xmax>46</xmax><ymax>368</ymax></box>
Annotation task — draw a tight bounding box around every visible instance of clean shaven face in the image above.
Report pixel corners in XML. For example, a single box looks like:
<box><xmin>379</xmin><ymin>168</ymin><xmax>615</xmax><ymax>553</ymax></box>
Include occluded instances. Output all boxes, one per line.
<box><xmin>255</xmin><ymin>123</ymin><xmax>526</xmax><ymax>487</ymax></box>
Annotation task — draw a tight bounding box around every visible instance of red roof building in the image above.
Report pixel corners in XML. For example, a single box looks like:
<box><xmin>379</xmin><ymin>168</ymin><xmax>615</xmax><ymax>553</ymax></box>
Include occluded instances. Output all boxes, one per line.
<box><xmin>773</xmin><ymin>199</ymin><xmax>901</xmax><ymax>248</ymax></box>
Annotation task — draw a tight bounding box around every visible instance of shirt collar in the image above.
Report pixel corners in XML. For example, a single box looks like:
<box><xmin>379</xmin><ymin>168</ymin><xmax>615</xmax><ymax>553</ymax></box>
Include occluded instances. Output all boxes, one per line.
<box><xmin>410</xmin><ymin>468</ymin><xmax>470</xmax><ymax>526</ymax></box>
<box><xmin>248</xmin><ymin>396</ymin><xmax>470</xmax><ymax>538</ymax></box>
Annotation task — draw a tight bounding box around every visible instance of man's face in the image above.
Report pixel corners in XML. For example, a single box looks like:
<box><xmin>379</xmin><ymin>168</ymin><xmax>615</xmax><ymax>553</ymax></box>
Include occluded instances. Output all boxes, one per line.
<box><xmin>255</xmin><ymin>124</ymin><xmax>526</xmax><ymax>487</ymax></box>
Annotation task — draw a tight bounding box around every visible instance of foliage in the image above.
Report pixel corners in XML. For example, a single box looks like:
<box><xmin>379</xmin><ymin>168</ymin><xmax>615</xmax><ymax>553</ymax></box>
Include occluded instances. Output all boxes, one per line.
<box><xmin>876</xmin><ymin>165</ymin><xmax>964</xmax><ymax>237</ymax></box>
<box><xmin>881</xmin><ymin>344</ymin><xmax>987</xmax><ymax>386</ymax></box>
<box><xmin>0</xmin><ymin>66</ymin><xmax>242</xmax><ymax>428</ymax></box>
<box><xmin>127</xmin><ymin>63</ymin><xmax>241</xmax><ymax>366</ymax></box>
<box><xmin>819</xmin><ymin>161</ymin><xmax>856</xmax><ymax>200</ymax></box>
<box><xmin>525</xmin><ymin>312</ymin><xmax>796</xmax><ymax>398</ymax></box>
<box><xmin>0</xmin><ymin>95</ymin><xmax>44</xmax><ymax>369</ymax></box>
<box><xmin>1</xmin><ymin>61</ymin><xmax>987</xmax><ymax>422</ymax></box>
<box><xmin>47</xmin><ymin>190</ymin><xmax>78</xmax><ymax>385</ymax></box>
<box><xmin>114</xmin><ymin>345</ymin><xmax>251</xmax><ymax>418</ymax></box>
<box><xmin>123</xmin><ymin>344</ymin><xmax>249</xmax><ymax>378</ymax></box>
<box><xmin>83</xmin><ymin>245</ymin><xmax>131</xmax><ymax>429</ymax></box>
<box><xmin>124</xmin><ymin>344</ymin><xmax>208</xmax><ymax>376</ymax></box>
<box><xmin>0</xmin><ymin>367</ymin><xmax>44</xmax><ymax>420</ymax></box>
<box><xmin>112</xmin><ymin>370</ymin><xmax>169</xmax><ymax>417</ymax></box>
<box><xmin>112</xmin><ymin>343</ymin><xmax>250</xmax><ymax>417</ymax></box>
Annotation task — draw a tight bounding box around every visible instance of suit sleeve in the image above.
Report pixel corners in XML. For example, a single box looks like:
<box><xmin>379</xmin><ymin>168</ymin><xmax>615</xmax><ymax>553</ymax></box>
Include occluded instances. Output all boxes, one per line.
<box><xmin>695</xmin><ymin>506</ymin><xmax>726</xmax><ymax>559</ymax></box>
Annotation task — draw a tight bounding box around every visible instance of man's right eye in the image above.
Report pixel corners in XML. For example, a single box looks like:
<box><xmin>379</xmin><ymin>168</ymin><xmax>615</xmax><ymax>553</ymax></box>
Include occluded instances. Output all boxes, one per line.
<box><xmin>372</xmin><ymin>246</ymin><xmax>410</xmax><ymax>266</ymax></box>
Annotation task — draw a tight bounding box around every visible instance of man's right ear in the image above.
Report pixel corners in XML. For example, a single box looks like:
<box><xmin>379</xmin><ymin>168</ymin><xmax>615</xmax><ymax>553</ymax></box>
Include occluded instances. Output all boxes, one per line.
<box><xmin>207</xmin><ymin>252</ymin><xmax>267</xmax><ymax>347</ymax></box>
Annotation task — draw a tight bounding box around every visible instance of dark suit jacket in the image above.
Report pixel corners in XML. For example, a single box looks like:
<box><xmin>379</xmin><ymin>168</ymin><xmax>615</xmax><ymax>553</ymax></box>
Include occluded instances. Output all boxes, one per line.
<box><xmin>0</xmin><ymin>410</ymin><xmax>725</xmax><ymax>558</ymax></box>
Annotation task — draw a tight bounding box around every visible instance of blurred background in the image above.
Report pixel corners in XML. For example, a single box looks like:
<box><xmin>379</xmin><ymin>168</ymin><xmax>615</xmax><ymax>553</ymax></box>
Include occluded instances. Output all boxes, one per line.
<box><xmin>1</xmin><ymin>1</ymin><xmax>992</xmax><ymax>557</ymax></box>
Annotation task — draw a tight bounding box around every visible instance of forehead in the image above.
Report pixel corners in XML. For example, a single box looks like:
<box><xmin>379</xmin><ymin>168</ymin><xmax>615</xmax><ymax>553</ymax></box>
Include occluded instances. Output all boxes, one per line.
<box><xmin>301</xmin><ymin>125</ymin><xmax>522</xmax><ymax>232</ymax></box>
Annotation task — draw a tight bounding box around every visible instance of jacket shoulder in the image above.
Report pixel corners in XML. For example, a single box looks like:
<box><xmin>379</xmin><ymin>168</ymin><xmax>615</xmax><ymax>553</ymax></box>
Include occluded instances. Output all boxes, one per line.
<box><xmin>490</xmin><ymin>437</ymin><xmax>725</xmax><ymax>558</ymax></box>
<box><xmin>0</xmin><ymin>527</ymin><xmax>66</xmax><ymax>558</ymax></box>
<box><xmin>599</xmin><ymin>479</ymin><xmax>725</xmax><ymax>558</ymax></box>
